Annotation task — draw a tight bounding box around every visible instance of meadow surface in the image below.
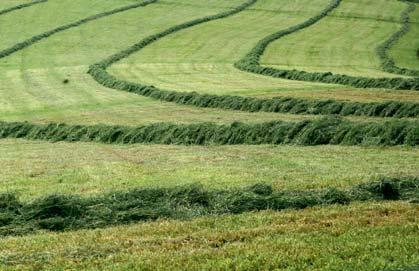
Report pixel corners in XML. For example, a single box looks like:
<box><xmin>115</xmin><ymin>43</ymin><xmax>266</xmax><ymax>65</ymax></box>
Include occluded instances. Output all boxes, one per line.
<box><xmin>0</xmin><ymin>0</ymin><xmax>418</xmax><ymax>270</ymax></box>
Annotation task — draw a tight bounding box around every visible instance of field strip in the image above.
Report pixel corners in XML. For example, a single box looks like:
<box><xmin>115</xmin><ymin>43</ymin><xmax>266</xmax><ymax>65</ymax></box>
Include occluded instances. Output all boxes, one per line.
<box><xmin>87</xmin><ymin>0</ymin><xmax>419</xmax><ymax>118</ymax></box>
<box><xmin>0</xmin><ymin>117</ymin><xmax>418</xmax><ymax>146</ymax></box>
<box><xmin>376</xmin><ymin>1</ymin><xmax>419</xmax><ymax>77</ymax></box>
<box><xmin>0</xmin><ymin>201</ymin><xmax>416</xmax><ymax>270</ymax></box>
<box><xmin>0</xmin><ymin>0</ymin><xmax>158</xmax><ymax>60</ymax></box>
<box><xmin>0</xmin><ymin>177</ymin><xmax>417</xmax><ymax>236</ymax></box>
<box><xmin>235</xmin><ymin>0</ymin><xmax>419</xmax><ymax>90</ymax></box>
<box><xmin>0</xmin><ymin>0</ymin><xmax>46</xmax><ymax>16</ymax></box>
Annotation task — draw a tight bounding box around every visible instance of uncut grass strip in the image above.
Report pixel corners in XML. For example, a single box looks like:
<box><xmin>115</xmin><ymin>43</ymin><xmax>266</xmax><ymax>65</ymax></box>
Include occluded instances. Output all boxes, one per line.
<box><xmin>0</xmin><ymin>0</ymin><xmax>47</xmax><ymax>16</ymax></box>
<box><xmin>376</xmin><ymin>1</ymin><xmax>419</xmax><ymax>77</ymax></box>
<box><xmin>0</xmin><ymin>177</ymin><xmax>417</xmax><ymax>236</ymax></box>
<box><xmin>234</xmin><ymin>0</ymin><xmax>419</xmax><ymax>90</ymax></box>
<box><xmin>0</xmin><ymin>0</ymin><xmax>157</xmax><ymax>60</ymax></box>
<box><xmin>0</xmin><ymin>117</ymin><xmax>418</xmax><ymax>146</ymax></box>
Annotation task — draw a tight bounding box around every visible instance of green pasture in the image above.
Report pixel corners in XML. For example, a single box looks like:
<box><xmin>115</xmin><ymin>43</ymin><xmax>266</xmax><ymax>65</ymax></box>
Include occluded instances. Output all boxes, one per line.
<box><xmin>0</xmin><ymin>0</ymin><xmax>418</xmax><ymax>270</ymax></box>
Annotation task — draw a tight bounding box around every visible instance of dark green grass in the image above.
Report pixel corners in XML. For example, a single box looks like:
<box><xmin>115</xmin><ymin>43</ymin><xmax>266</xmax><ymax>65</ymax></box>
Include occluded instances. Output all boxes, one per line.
<box><xmin>1</xmin><ymin>117</ymin><xmax>418</xmax><ymax>146</ymax></box>
<box><xmin>0</xmin><ymin>177</ymin><xmax>417</xmax><ymax>236</ymax></box>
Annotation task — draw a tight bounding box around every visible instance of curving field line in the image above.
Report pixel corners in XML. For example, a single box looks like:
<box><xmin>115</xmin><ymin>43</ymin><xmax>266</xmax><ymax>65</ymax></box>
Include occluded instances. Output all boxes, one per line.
<box><xmin>376</xmin><ymin>1</ymin><xmax>419</xmax><ymax>77</ymax></box>
<box><xmin>235</xmin><ymin>0</ymin><xmax>419</xmax><ymax>90</ymax></box>
<box><xmin>0</xmin><ymin>0</ymin><xmax>47</xmax><ymax>16</ymax></box>
<box><xmin>1</xmin><ymin>0</ymin><xmax>417</xmax><ymax>119</ymax></box>
<box><xmin>88</xmin><ymin>0</ymin><xmax>419</xmax><ymax>118</ymax></box>
<box><xmin>0</xmin><ymin>0</ymin><xmax>157</xmax><ymax>59</ymax></box>
<box><xmin>0</xmin><ymin>0</ymin><xmax>417</xmax><ymax>146</ymax></box>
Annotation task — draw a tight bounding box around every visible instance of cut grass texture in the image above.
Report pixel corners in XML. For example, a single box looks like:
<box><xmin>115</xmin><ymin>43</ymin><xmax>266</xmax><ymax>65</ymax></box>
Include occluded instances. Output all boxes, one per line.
<box><xmin>1</xmin><ymin>139</ymin><xmax>418</xmax><ymax>199</ymax></box>
<box><xmin>1</xmin><ymin>0</ymin><xmax>320</xmax><ymax>126</ymax></box>
<box><xmin>0</xmin><ymin>0</ymin><xmax>46</xmax><ymax>16</ymax></box>
<box><xmin>0</xmin><ymin>201</ymin><xmax>417</xmax><ymax>271</ymax></box>
<box><xmin>0</xmin><ymin>177</ymin><xmax>417</xmax><ymax>237</ymax></box>
<box><xmin>89</xmin><ymin>0</ymin><xmax>419</xmax><ymax>120</ymax></box>
<box><xmin>0</xmin><ymin>0</ymin><xmax>157</xmax><ymax>60</ymax></box>
<box><xmin>1</xmin><ymin>117</ymin><xmax>418</xmax><ymax>146</ymax></box>
<box><xmin>235</xmin><ymin>0</ymin><xmax>419</xmax><ymax>90</ymax></box>
<box><xmin>376</xmin><ymin>1</ymin><xmax>419</xmax><ymax>77</ymax></box>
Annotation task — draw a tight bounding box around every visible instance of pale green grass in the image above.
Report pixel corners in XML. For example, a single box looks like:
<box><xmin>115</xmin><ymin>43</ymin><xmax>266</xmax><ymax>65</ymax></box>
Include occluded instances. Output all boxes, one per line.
<box><xmin>1</xmin><ymin>202</ymin><xmax>417</xmax><ymax>271</ymax></box>
<box><xmin>261</xmin><ymin>0</ymin><xmax>416</xmax><ymax>77</ymax></box>
<box><xmin>1</xmin><ymin>139</ymin><xmax>418</xmax><ymax>200</ymax></box>
<box><xmin>0</xmin><ymin>0</ymin><xmax>317</xmax><ymax>125</ymax></box>
<box><xmin>0</xmin><ymin>0</ymin><xmax>33</xmax><ymax>10</ymax></box>
<box><xmin>0</xmin><ymin>0</ymin><xmax>139</xmax><ymax>50</ymax></box>
<box><xmin>109</xmin><ymin>0</ymin><xmax>419</xmax><ymax>102</ymax></box>
<box><xmin>389</xmin><ymin>6</ymin><xmax>419</xmax><ymax>71</ymax></box>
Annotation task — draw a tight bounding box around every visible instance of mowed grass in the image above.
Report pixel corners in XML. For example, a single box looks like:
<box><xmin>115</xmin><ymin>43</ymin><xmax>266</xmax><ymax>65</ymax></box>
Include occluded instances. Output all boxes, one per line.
<box><xmin>109</xmin><ymin>0</ymin><xmax>419</xmax><ymax>102</ymax></box>
<box><xmin>261</xmin><ymin>0</ymin><xmax>414</xmax><ymax>77</ymax></box>
<box><xmin>389</xmin><ymin>5</ymin><xmax>419</xmax><ymax>71</ymax></box>
<box><xmin>0</xmin><ymin>0</ymin><xmax>33</xmax><ymax>10</ymax></box>
<box><xmin>1</xmin><ymin>139</ymin><xmax>418</xmax><ymax>200</ymax></box>
<box><xmin>0</xmin><ymin>1</ymin><xmax>418</xmax><ymax>270</ymax></box>
<box><xmin>0</xmin><ymin>202</ymin><xmax>417</xmax><ymax>271</ymax></box>
<box><xmin>0</xmin><ymin>0</ymin><xmax>316</xmax><ymax>125</ymax></box>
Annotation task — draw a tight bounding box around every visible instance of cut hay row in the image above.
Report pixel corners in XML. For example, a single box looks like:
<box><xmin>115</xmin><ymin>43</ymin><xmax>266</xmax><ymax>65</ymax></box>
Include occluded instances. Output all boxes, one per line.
<box><xmin>88</xmin><ymin>73</ymin><xmax>419</xmax><ymax>118</ymax></box>
<box><xmin>376</xmin><ymin>1</ymin><xmax>419</xmax><ymax>77</ymax></box>
<box><xmin>87</xmin><ymin>0</ymin><xmax>419</xmax><ymax>117</ymax></box>
<box><xmin>1</xmin><ymin>117</ymin><xmax>418</xmax><ymax>146</ymax></box>
<box><xmin>235</xmin><ymin>0</ymin><xmax>419</xmax><ymax>90</ymax></box>
<box><xmin>0</xmin><ymin>0</ymin><xmax>157</xmax><ymax>59</ymax></box>
<box><xmin>0</xmin><ymin>177</ymin><xmax>417</xmax><ymax>236</ymax></box>
<box><xmin>0</xmin><ymin>0</ymin><xmax>47</xmax><ymax>16</ymax></box>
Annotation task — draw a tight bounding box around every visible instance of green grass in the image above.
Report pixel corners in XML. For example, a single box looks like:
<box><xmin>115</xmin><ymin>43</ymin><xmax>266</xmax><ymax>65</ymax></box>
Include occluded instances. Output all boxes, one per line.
<box><xmin>389</xmin><ymin>5</ymin><xmax>419</xmax><ymax>71</ymax></box>
<box><xmin>0</xmin><ymin>0</ymin><xmax>418</xmax><ymax>269</ymax></box>
<box><xmin>108</xmin><ymin>0</ymin><xmax>419</xmax><ymax>102</ymax></box>
<box><xmin>0</xmin><ymin>201</ymin><xmax>417</xmax><ymax>271</ymax></box>
<box><xmin>261</xmin><ymin>0</ymin><xmax>412</xmax><ymax>77</ymax></box>
<box><xmin>1</xmin><ymin>139</ymin><xmax>418</xmax><ymax>200</ymax></box>
<box><xmin>0</xmin><ymin>0</ymin><xmax>338</xmax><ymax>125</ymax></box>
<box><xmin>0</xmin><ymin>0</ymin><xmax>33</xmax><ymax>11</ymax></box>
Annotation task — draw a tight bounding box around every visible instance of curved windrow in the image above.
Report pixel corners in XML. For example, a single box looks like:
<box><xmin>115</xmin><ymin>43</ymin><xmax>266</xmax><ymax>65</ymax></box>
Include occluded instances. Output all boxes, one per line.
<box><xmin>376</xmin><ymin>0</ymin><xmax>419</xmax><ymax>77</ymax></box>
<box><xmin>88</xmin><ymin>0</ymin><xmax>419</xmax><ymax>118</ymax></box>
<box><xmin>235</xmin><ymin>0</ymin><xmax>419</xmax><ymax>90</ymax></box>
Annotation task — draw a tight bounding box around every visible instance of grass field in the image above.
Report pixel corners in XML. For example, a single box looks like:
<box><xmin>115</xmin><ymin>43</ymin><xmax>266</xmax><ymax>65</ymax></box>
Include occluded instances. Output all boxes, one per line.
<box><xmin>0</xmin><ymin>0</ymin><xmax>418</xmax><ymax>270</ymax></box>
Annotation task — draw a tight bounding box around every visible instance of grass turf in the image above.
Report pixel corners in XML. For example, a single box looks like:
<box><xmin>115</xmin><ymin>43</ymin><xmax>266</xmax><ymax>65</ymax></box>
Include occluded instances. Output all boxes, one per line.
<box><xmin>0</xmin><ymin>201</ymin><xmax>417</xmax><ymax>271</ymax></box>
<box><xmin>1</xmin><ymin>139</ymin><xmax>418</xmax><ymax>200</ymax></box>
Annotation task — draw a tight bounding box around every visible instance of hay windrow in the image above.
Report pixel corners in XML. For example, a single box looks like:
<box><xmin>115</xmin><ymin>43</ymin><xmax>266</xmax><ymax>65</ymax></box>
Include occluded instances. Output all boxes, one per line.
<box><xmin>0</xmin><ymin>117</ymin><xmax>418</xmax><ymax>146</ymax></box>
<box><xmin>0</xmin><ymin>177</ymin><xmax>417</xmax><ymax>236</ymax></box>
